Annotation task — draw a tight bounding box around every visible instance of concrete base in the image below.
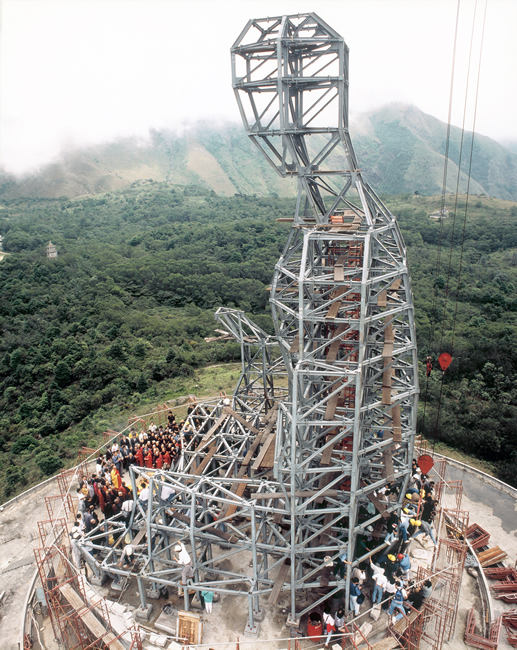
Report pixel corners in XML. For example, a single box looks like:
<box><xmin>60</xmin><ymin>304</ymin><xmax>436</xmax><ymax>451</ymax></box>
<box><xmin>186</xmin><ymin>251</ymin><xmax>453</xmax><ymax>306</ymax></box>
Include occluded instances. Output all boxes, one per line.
<box><xmin>135</xmin><ymin>603</ymin><xmax>154</xmax><ymax>621</ymax></box>
<box><xmin>154</xmin><ymin>610</ymin><xmax>176</xmax><ymax>636</ymax></box>
<box><xmin>243</xmin><ymin>622</ymin><xmax>260</xmax><ymax>637</ymax></box>
<box><xmin>286</xmin><ymin>615</ymin><xmax>301</xmax><ymax>628</ymax></box>
<box><xmin>253</xmin><ymin>608</ymin><xmax>265</xmax><ymax>622</ymax></box>
<box><xmin>111</xmin><ymin>580</ymin><xmax>124</xmax><ymax>592</ymax></box>
<box><xmin>146</xmin><ymin>588</ymin><xmax>161</xmax><ymax>599</ymax></box>
<box><xmin>90</xmin><ymin>573</ymin><xmax>108</xmax><ymax>587</ymax></box>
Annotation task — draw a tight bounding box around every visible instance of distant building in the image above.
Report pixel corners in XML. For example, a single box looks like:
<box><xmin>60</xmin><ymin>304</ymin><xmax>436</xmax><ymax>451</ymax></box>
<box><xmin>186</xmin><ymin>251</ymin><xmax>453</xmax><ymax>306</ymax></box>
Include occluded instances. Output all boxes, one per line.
<box><xmin>46</xmin><ymin>241</ymin><xmax>58</xmax><ymax>258</ymax></box>
<box><xmin>429</xmin><ymin>208</ymin><xmax>449</xmax><ymax>221</ymax></box>
<box><xmin>0</xmin><ymin>234</ymin><xmax>3</xmax><ymax>251</ymax></box>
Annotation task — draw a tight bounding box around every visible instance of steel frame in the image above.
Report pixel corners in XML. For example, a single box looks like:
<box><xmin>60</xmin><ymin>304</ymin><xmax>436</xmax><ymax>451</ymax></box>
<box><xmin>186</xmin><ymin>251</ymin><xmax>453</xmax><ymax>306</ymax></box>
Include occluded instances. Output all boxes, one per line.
<box><xmin>77</xmin><ymin>12</ymin><xmax>418</xmax><ymax>632</ymax></box>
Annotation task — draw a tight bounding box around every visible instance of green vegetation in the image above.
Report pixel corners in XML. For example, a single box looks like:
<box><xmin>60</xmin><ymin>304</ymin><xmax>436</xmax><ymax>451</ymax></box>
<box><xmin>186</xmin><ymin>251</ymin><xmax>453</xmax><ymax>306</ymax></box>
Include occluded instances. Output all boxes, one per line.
<box><xmin>0</xmin><ymin>183</ymin><xmax>516</xmax><ymax>499</ymax></box>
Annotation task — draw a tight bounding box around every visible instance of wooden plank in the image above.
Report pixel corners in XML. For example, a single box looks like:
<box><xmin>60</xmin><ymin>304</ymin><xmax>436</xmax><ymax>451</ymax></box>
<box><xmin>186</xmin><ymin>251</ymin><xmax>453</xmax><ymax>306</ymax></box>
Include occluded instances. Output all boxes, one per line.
<box><xmin>268</xmin><ymin>559</ymin><xmax>290</xmax><ymax>605</ymax></box>
<box><xmin>325</xmin><ymin>300</ymin><xmax>342</xmax><ymax>320</ymax></box>
<box><xmin>478</xmin><ymin>546</ymin><xmax>508</xmax><ymax>567</ymax></box>
<box><xmin>392</xmin><ymin>405</ymin><xmax>402</xmax><ymax>442</ymax></box>
<box><xmin>318</xmin><ymin>512</ymin><xmax>333</xmax><ymax>545</ymax></box>
<box><xmin>334</xmin><ymin>255</ymin><xmax>346</xmax><ymax>282</ymax></box>
<box><xmin>187</xmin><ymin>444</ymin><xmax>216</xmax><ymax>483</ymax></box>
<box><xmin>197</xmin><ymin>412</ymin><xmax>229</xmax><ymax>452</ymax></box>
<box><xmin>324</xmin><ymin>381</ymin><xmax>342</xmax><ymax>420</ymax></box>
<box><xmin>289</xmin><ymin>334</ymin><xmax>300</xmax><ymax>353</ymax></box>
<box><xmin>383</xmin><ymin>371</ymin><xmax>392</xmax><ymax>388</ymax></box>
<box><xmin>382</xmin><ymin>447</ymin><xmax>395</xmax><ymax>482</ymax></box>
<box><xmin>223</xmin><ymin>406</ymin><xmax>260</xmax><ymax>435</ymax></box>
<box><xmin>320</xmin><ymin>433</ymin><xmax>338</xmax><ymax>466</ymax></box>
<box><xmin>219</xmin><ymin>406</ymin><xmax>277</xmax><ymax>518</ymax></box>
<box><xmin>393</xmin><ymin>608</ymin><xmax>420</xmax><ymax>633</ymax></box>
<box><xmin>382</xmin><ymin>342</ymin><xmax>394</xmax><ymax>359</ymax></box>
<box><xmin>384</xmin><ymin>320</ymin><xmax>394</xmax><ymax>343</ymax></box>
<box><xmin>223</xmin><ymin>481</ymin><xmax>249</xmax><ymax>519</ymax></box>
<box><xmin>326</xmin><ymin>324</ymin><xmax>347</xmax><ymax>362</ymax></box>
<box><xmin>59</xmin><ymin>584</ymin><xmax>125</xmax><ymax>650</ymax></box>
<box><xmin>360</xmin><ymin>481</ymin><xmax>387</xmax><ymax>515</ymax></box>
<box><xmin>130</xmin><ymin>527</ymin><xmax>147</xmax><ymax>545</ymax></box>
<box><xmin>260</xmin><ymin>434</ymin><xmax>277</xmax><ymax>469</ymax></box>
<box><xmin>273</xmin><ymin>511</ymin><xmax>284</xmax><ymax>524</ymax></box>
<box><xmin>252</xmin><ymin>433</ymin><xmax>276</xmax><ymax>470</ymax></box>
<box><xmin>315</xmin><ymin>472</ymin><xmax>332</xmax><ymax>504</ymax></box>
<box><xmin>382</xmin><ymin>386</ymin><xmax>392</xmax><ymax>405</ymax></box>
<box><xmin>377</xmin><ymin>290</ymin><xmax>387</xmax><ymax>307</ymax></box>
<box><xmin>250</xmin><ymin>489</ymin><xmax>340</xmax><ymax>500</ymax></box>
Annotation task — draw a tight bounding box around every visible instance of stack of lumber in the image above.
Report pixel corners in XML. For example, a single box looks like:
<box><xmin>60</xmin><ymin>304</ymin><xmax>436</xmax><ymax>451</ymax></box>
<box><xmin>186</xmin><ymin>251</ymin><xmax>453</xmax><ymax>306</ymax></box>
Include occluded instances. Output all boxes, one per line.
<box><xmin>477</xmin><ymin>546</ymin><xmax>508</xmax><ymax>567</ymax></box>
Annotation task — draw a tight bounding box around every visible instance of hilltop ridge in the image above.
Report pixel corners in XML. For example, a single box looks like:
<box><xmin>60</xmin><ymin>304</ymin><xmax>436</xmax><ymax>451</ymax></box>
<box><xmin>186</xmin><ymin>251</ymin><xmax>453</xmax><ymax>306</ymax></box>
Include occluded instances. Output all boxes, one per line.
<box><xmin>1</xmin><ymin>104</ymin><xmax>516</xmax><ymax>201</ymax></box>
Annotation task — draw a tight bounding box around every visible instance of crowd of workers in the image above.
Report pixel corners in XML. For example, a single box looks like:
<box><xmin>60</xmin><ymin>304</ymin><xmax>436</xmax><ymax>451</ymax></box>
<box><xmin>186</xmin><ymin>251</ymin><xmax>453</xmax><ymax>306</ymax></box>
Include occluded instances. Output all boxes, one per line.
<box><xmin>71</xmin><ymin>412</ymin><xmax>187</xmax><ymax>534</ymax></box>
<box><xmin>320</xmin><ymin>461</ymin><xmax>440</xmax><ymax>646</ymax></box>
<box><xmin>70</xmin><ymin>410</ymin><xmax>440</xmax><ymax>636</ymax></box>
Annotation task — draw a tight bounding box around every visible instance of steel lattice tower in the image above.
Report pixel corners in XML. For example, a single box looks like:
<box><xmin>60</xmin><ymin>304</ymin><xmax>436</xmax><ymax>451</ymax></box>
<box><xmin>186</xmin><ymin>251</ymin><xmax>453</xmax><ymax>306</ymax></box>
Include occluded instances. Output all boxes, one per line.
<box><xmin>232</xmin><ymin>13</ymin><xmax>419</xmax><ymax>621</ymax></box>
<box><xmin>77</xmin><ymin>13</ymin><xmax>419</xmax><ymax>636</ymax></box>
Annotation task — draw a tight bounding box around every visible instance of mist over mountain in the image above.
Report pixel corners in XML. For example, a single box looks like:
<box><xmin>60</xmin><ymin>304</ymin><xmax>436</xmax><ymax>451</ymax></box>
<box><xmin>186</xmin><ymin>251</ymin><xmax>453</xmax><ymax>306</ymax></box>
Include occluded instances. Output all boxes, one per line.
<box><xmin>1</xmin><ymin>104</ymin><xmax>516</xmax><ymax>201</ymax></box>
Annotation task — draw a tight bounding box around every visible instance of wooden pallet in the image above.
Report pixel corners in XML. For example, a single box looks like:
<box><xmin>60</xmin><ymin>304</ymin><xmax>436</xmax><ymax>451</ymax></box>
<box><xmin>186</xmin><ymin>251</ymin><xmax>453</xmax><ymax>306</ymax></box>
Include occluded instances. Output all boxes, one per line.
<box><xmin>178</xmin><ymin>610</ymin><xmax>202</xmax><ymax>645</ymax></box>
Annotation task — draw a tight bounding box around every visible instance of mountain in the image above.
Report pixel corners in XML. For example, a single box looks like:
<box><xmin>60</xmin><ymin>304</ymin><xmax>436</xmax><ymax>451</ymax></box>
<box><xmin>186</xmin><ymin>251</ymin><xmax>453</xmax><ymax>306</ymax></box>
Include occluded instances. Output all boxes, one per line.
<box><xmin>352</xmin><ymin>104</ymin><xmax>517</xmax><ymax>199</ymax></box>
<box><xmin>1</xmin><ymin>104</ymin><xmax>516</xmax><ymax>201</ymax></box>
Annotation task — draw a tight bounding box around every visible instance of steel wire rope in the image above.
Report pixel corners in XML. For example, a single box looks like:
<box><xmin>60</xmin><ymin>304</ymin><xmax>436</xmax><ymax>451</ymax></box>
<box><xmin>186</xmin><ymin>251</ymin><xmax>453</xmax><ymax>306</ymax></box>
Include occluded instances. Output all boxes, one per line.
<box><xmin>431</xmin><ymin>0</ymin><xmax>488</xmax><ymax>453</ymax></box>
<box><xmin>450</xmin><ymin>0</ymin><xmax>488</xmax><ymax>354</ymax></box>
<box><xmin>421</xmin><ymin>0</ymin><xmax>462</xmax><ymax>435</ymax></box>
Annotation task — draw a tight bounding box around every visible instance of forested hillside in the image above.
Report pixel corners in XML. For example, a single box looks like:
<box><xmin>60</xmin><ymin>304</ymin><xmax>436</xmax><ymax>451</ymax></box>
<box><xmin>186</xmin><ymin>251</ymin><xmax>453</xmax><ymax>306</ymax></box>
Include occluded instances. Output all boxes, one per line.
<box><xmin>0</xmin><ymin>182</ymin><xmax>516</xmax><ymax>498</ymax></box>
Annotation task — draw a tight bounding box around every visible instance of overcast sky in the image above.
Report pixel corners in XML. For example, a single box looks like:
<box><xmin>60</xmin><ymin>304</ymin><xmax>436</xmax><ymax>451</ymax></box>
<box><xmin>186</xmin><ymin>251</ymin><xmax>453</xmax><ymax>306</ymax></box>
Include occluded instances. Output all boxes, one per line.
<box><xmin>1</xmin><ymin>0</ymin><xmax>515</xmax><ymax>175</ymax></box>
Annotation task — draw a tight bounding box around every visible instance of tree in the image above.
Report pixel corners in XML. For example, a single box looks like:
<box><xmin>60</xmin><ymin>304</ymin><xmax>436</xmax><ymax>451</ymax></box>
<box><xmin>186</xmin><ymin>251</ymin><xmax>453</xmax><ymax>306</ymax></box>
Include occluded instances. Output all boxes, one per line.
<box><xmin>55</xmin><ymin>360</ymin><xmax>72</xmax><ymax>387</ymax></box>
<box><xmin>35</xmin><ymin>451</ymin><xmax>63</xmax><ymax>475</ymax></box>
<box><xmin>137</xmin><ymin>373</ymin><xmax>148</xmax><ymax>392</ymax></box>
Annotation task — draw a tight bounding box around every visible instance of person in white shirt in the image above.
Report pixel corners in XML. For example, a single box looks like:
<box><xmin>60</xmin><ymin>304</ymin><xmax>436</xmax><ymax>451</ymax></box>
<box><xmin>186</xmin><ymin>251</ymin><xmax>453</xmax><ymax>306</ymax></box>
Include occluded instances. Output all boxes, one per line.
<box><xmin>160</xmin><ymin>483</ymin><xmax>176</xmax><ymax>506</ymax></box>
<box><xmin>372</xmin><ymin>570</ymin><xmax>388</xmax><ymax>605</ymax></box>
<box><xmin>138</xmin><ymin>484</ymin><xmax>150</xmax><ymax>510</ymax></box>
<box><xmin>322</xmin><ymin>606</ymin><xmax>335</xmax><ymax>648</ymax></box>
<box><xmin>173</xmin><ymin>541</ymin><xmax>194</xmax><ymax>593</ymax></box>
<box><xmin>121</xmin><ymin>498</ymin><xmax>134</xmax><ymax>523</ymax></box>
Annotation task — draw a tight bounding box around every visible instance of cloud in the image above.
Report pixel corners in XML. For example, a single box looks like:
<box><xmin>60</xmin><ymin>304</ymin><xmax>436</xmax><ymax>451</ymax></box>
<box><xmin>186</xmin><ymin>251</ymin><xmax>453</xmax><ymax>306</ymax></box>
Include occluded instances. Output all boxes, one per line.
<box><xmin>1</xmin><ymin>0</ymin><xmax>515</xmax><ymax>175</ymax></box>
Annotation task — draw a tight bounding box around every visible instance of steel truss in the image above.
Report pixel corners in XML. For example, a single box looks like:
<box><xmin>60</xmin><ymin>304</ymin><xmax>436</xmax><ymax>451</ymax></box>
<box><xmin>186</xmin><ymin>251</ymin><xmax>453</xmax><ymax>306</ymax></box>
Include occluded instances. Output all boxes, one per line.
<box><xmin>78</xmin><ymin>12</ymin><xmax>418</xmax><ymax>633</ymax></box>
<box><xmin>233</xmin><ymin>13</ymin><xmax>419</xmax><ymax>619</ymax></box>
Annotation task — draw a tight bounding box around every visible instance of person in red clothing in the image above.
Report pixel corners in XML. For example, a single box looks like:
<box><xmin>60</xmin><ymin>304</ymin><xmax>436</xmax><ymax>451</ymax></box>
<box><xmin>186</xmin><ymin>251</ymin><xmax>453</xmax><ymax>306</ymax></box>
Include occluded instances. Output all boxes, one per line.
<box><xmin>95</xmin><ymin>481</ymin><xmax>106</xmax><ymax>513</ymax></box>
<box><xmin>135</xmin><ymin>446</ymin><xmax>144</xmax><ymax>467</ymax></box>
<box><xmin>163</xmin><ymin>449</ymin><xmax>171</xmax><ymax>466</ymax></box>
<box><xmin>144</xmin><ymin>449</ymin><xmax>153</xmax><ymax>468</ymax></box>
<box><xmin>155</xmin><ymin>451</ymin><xmax>163</xmax><ymax>469</ymax></box>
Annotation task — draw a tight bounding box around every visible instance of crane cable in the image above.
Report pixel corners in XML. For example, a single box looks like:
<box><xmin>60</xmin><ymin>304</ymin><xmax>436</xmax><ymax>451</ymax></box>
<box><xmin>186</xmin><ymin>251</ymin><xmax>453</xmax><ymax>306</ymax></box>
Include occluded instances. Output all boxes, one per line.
<box><xmin>430</xmin><ymin>0</ymin><xmax>488</xmax><ymax>452</ymax></box>
<box><xmin>421</xmin><ymin>0</ymin><xmax>462</xmax><ymax>431</ymax></box>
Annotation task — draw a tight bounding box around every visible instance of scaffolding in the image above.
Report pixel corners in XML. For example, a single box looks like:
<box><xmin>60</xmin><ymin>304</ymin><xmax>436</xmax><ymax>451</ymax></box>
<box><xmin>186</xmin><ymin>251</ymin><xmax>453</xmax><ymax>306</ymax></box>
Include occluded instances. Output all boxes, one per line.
<box><xmin>72</xmin><ymin>12</ymin><xmax>421</xmax><ymax>634</ymax></box>
<box><xmin>33</xmin><ymin>491</ymin><xmax>144</xmax><ymax>650</ymax></box>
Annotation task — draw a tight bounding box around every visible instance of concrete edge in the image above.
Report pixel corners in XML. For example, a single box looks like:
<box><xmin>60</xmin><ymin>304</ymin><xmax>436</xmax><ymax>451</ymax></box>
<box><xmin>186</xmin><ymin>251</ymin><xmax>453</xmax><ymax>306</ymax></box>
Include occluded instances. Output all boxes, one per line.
<box><xmin>425</xmin><ymin>450</ymin><xmax>517</xmax><ymax>499</ymax></box>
